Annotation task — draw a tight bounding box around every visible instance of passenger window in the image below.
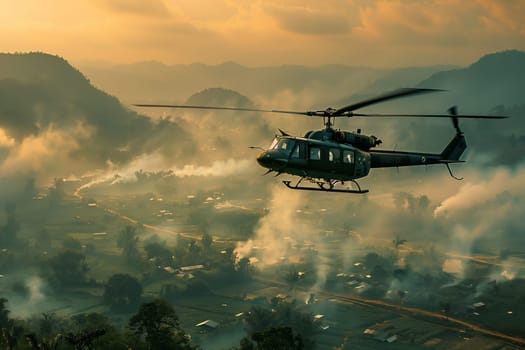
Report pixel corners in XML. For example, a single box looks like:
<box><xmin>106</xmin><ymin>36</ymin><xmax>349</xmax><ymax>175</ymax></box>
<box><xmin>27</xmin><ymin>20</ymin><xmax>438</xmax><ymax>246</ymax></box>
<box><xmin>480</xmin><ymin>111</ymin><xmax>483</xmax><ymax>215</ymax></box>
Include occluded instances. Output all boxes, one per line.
<box><xmin>343</xmin><ymin>150</ymin><xmax>354</xmax><ymax>164</ymax></box>
<box><xmin>291</xmin><ymin>145</ymin><xmax>300</xmax><ymax>159</ymax></box>
<box><xmin>309</xmin><ymin>147</ymin><xmax>321</xmax><ymax>160</ymax></box>
<box><xmin>329</xmin><ymin>149</ymin><xmax>340</xmax><ymax>162</ymax></box>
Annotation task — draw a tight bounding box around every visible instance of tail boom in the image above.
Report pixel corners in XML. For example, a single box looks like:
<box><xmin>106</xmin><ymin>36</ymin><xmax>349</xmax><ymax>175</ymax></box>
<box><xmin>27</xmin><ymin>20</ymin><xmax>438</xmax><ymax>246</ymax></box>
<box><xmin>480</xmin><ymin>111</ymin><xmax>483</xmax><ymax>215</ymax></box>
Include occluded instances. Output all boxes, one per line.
<box><xmin>370</xmin><ymin>133</ymin><xmax>466</xmax><ymax>168</ymax></box>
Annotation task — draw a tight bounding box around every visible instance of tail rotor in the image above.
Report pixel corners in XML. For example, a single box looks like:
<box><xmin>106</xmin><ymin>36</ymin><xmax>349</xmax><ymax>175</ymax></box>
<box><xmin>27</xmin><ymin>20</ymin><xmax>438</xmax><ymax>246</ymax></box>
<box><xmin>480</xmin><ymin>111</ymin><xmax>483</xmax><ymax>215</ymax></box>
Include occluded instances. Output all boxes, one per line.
<box><xmin>448</xmin><ymin>106</ymin><xmax>462</xmax><ymax>134</ymax></box>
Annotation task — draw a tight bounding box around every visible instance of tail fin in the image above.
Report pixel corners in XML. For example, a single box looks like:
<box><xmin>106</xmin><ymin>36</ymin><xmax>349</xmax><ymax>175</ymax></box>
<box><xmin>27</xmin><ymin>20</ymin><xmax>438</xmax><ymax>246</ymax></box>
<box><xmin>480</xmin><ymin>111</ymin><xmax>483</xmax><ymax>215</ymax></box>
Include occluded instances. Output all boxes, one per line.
<box><xmin>440</xmin><ymin>133</ymin><xmax>466</xmax><ymax>161</ymax></box>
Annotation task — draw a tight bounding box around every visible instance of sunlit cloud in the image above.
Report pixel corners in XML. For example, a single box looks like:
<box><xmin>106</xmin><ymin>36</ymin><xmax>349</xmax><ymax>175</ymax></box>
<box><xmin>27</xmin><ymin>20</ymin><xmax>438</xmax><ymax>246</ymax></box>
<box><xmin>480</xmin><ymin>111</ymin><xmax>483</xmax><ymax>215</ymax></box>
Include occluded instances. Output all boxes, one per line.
<box><xmin>0</xmin><ymin>128</ymin><xmax>15</xmax><ymax>147</ymax></box>
<box><xmin>264</xmin><ymin>4</ymin><xmax>351</xmax><ymax>35</ymax></box>
<box><xmin>93</xmin><ymin>0</ymin><xmax>170</xmax><ymax>17</ymax></box>
<box><xmin>0</xmin><ymin>0</ymin><xmax>523</xmax><ymax>66</ymax></box>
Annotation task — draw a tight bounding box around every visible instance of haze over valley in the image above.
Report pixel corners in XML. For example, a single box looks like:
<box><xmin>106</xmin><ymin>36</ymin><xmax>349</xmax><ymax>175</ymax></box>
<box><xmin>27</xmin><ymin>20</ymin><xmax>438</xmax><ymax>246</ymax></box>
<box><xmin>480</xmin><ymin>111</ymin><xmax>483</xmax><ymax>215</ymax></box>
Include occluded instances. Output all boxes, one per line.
<box><xmin>1</xmin><ymin>3</ymin><xmax>525</xmax><ymax>348</ymax></box>
<box><xmin>0</xmin><ymin>47</ymin><xmax>524</xmax><ymax>349</ymax></box>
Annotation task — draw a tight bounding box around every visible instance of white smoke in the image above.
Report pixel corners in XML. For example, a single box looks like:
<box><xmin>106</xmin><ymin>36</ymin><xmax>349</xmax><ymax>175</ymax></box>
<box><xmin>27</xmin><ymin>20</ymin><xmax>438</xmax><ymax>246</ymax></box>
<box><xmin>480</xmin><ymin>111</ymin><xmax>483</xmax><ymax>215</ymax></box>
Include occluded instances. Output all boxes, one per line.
<box><xmin>235</xmin><ymin>185</ymin><xmax>317</xmax><ymax>266</ymax></box>
<box><xmin>26</xmin><ymin>276</ymin><xmax>45</xmax><ymax>303</ymax></box>
<box><xmin>8</xmin><ymin>275</ymin><xmax>48</xmax><ymax>318</ymax></box>
<box><xmin>75</xmin><ymin>155</ymin><xmax>254</xmax><ymax>194</ymax></box>
<box><xmin>172</xmin><ymin>159</ymin><xmax>252</xmax><ymax>177</ymax></box>
<box><xmin>433</xmin><ymin>166</ymin><xmax>525</xmax><ymax>218</ymax></box>
<box><xmin>0</xmin><ymin>123</ymin><xmax>94</xmax><ymax>181</ymax></box>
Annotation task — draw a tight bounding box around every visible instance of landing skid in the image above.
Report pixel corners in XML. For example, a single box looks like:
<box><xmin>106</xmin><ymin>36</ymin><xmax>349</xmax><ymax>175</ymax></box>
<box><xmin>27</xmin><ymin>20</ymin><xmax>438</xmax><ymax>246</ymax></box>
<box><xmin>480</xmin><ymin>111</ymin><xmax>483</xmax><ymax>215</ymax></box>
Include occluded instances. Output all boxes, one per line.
<box><xmin>282</xmin><ymin>179</ymin><xmax>369</xmax><ymax>194</ymax></box>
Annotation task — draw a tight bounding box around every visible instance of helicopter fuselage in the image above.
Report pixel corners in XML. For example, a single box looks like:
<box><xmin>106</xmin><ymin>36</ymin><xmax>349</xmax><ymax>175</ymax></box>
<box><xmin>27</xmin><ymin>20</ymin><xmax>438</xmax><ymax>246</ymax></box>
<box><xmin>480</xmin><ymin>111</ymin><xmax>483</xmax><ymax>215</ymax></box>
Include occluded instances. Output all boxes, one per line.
<box><xmin>134</xmin><ymin>87</ymin><xmax>504</xmax><ymax>193</ymax></box>
<box><xmin>257</xmin><ymin>136</ymin><xmax>371</xmax><ymax>181</ymax></box>
<box><xmin>256</xmin><ymin>131</ymin><xmax>466</xmax><ymax>183</ymax></box>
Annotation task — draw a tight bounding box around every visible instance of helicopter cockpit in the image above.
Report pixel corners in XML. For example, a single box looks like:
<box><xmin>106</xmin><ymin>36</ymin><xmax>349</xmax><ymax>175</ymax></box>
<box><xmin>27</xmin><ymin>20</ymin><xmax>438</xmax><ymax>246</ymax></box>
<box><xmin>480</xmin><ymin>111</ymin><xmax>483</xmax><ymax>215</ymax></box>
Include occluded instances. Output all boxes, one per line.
<box><xmin>269</xmin><ymin>137</ymin><xmax>295</xmax><ymax>156</ymax></box>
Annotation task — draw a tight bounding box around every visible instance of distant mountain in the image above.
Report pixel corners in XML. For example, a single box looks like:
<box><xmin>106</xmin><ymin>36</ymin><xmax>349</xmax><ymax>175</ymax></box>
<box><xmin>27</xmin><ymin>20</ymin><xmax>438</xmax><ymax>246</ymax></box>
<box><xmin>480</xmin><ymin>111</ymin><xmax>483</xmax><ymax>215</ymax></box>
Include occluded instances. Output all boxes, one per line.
<box><xmin>181</xmin><ymin>87</ymin><xmax>273</xmax><ymax>159</ymax></box>
<box><xmin>322</xmin><ymin>51</ymin><xmax>525</xmax><ymax>166</ymax></box>
<box><xmin>416</xmin><ymin>50</ymin><xmax>525</xmax><ymax>112</ymax></box>
<box><xmin>186</xmin><ymin>87</ymin><xmax>254</xmax><ymax>107</ymax></box>
<box><xmin>80</xmin><ymin>61</ymin><xmax>377</xmax><ymax>106</ymax></box>
<box><xmin>79</xmin><ymin>60</ymin><xmax>451</xmax><ymax>109</ymax></box>
<box><xmin>395</xmin><ymin>51</ymin><xmax>525</xmax><ymax>165</ymax></box>
<box><xmin>360</xmin><ymin>66</ymin><xmax>457</xmax><ymax>94</ymax></box>
<box><xmin>414</xmin><ymin>50</ymin><xmax>525</xmax><ymax>165</ymax></box>
<box><xmin>0</xmin><ymin>52</ymin><xmax>193</xmax><ymax>179</ymax></box>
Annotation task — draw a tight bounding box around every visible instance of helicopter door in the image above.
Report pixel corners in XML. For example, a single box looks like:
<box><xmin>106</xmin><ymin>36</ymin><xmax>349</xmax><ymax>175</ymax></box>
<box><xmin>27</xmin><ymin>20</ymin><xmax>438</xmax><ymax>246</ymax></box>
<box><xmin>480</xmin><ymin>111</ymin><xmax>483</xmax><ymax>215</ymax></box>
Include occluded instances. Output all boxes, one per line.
<box><xmin>289</xmin><ymin>142</ymin><xmax>307</xmax><ymax>170</ymax></box>
<box><xmin>354</xmin><ymin>150</ymin><xmax>370</xmax><ymax>177</ymax></box>
<box><xmin>342</xmin><ymin>150</ymin><xmax>356</xmax><ymax>175</ymax></box>
<box><xmin>307</xmin><ymin>144</ymin><xmax>323</xmax><ymax>174</ymax></box>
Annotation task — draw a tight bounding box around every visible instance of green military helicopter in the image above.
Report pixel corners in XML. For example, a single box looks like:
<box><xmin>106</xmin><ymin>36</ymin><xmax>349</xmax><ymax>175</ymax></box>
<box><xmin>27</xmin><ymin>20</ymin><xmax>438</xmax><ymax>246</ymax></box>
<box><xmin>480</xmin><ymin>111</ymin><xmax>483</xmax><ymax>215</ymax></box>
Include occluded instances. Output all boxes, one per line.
<box><xmin>135</xmin><ymin>88</ymin><xmax>506</xmax><ymax>194</ymax></box>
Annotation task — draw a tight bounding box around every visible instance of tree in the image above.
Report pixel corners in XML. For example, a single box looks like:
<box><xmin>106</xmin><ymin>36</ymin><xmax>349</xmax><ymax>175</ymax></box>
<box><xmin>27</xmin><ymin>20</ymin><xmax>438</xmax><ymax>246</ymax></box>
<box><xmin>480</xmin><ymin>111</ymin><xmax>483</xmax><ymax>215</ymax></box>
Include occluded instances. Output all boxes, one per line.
<box><xmin>47</xmin><ymin>250</ymin><xmax>89</xmax><ymax>286</ymax></box>
<box><xmin>240</xmin><ymin>327</ymin><xmax>304</xmax><ymax>350</ymax></box>
<box><xmin>187</xmin><ymin>240</ymin><xmax>201</xmax><ymax>263</ymax></box>
<box><xmin>398</xmin><ymin>290</ymin><xmax>407</xmax><ymax>304</ymax></box>
<box><xmin>440</xmin><ymin>301</ymin><xmax>451</xmax><ymax>319</ymax></box>
<box><xmin>128</xmin><ymin>299</ymin><xmax>196</xmax><ymax>350</ymax></box>
<box><xmin>284</xmin><ymin>268</ymin><xmax>305</xmax><ymax>300</ymax></box>
<box><xmin>63</xmin><ymin>237</ymin><xmax>82</xmax><ymax>251</ymax></box>
<box><xmin>35</xmin><ymin>229</ymin><xmax>51</xmax><ymax>251</ymax></box>
<box><xmin>70</xmin><ymin>313</ymin><xmax>128</xmax><ymax>350</ymax></box>
<box><xmin>418</xmin><ymin>195</ymin><xmax>430</xmax><ymax>210</ymax></box>
<box><xmin>0</xmin><ymin>299</ymin><xmax>25</xmax><ymax>350</ymax></box>
<box><xmin>392</xmin><ymin>237</ymin><xmax>407</xmax><ymax>249</ymax></box>
<box><xmin>244</xmin><ymin>307</ymin><xmax>275</xmax><ymax>334</ymax></box>
<box><xmin>201</xmin><ymin>233</ymin><xmax>213</xmax><ymax>252</ymax></box>
<box><xmin>363</xmin><ymin>252</ymin><xmax>392</xmax><ymax>271</ymax></box>
<box><xmin>26</xmin><ymin>333</ymin><xmax>63</xmax><ymax>350</ymax></box>
<box><xmin>243</xmin><ymin>302</ymin><xmax>316</xmax><ymax>349</ymax></box>
<box><xmin>63</xmin><ymin>329</ymin><xmax>107</xmax><ymax>350</ymax></box>
<box><xmin>0</xmin><ymin>298</ymin><xmax>9</xmax><ymax>328</ymax></box>
<box><xmin>236</xmin><ymin>257</ymin><xmax>252</xmax><ymax>280</ymax></box>
<box><xmin>144</xmin><ymin>241</ymin><xmax>173</xmax><ymax>266</ymax></box>
<box><xmin>117</xmin><ymin>226</ymin><xmax>141</xmax><ymax>265</ymax></box>
<box><xmin>48</xmin><ymin>178</ymin><xmax>65</xmax><ymax>205</ymax></box>
<box><xmin>0</xmin><ymin>203</ymin><xmax>20</xmax><ymax>248</ymax></box>
<box><xmin>104</xmin><ymin>274</ymin><xmax>143</xmax><ymax>311</ymax></box>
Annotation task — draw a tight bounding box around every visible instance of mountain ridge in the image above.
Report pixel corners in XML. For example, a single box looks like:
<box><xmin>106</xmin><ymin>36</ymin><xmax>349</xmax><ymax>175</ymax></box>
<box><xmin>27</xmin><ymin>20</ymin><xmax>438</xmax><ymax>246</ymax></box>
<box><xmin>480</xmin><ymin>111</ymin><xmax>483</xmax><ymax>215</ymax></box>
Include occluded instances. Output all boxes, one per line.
<box><xmin>0</xmin><ymin>52</ymin><xmax>194</xmax><ymax>181</ymax></box>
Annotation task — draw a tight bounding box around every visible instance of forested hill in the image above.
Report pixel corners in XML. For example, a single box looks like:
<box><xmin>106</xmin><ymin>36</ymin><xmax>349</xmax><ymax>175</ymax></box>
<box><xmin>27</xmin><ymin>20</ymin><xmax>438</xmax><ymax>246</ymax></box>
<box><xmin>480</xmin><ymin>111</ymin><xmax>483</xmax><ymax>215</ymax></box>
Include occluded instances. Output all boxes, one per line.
<box><xmin>0</xmin><ymin>52</ymin><xmax>193</xmax><ymax>179</ymax></box>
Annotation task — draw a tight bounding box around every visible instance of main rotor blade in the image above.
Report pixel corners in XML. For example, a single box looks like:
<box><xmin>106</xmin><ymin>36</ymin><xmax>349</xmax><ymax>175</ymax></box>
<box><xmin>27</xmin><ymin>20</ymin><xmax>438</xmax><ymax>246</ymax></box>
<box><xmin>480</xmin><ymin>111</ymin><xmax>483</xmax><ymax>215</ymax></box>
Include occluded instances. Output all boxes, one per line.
<box><xmin>333</xmin><ymin>88</ymin><xmax>444</xmax><ymax>115</ymax></box>
<box><xmin>133</xmin><ymin>104</ymin><xmax>311</xmax><ymax>116</ymax></box>
<box><xmin>350</xmin><ymin>113</ymin><xmax>508</xmax><ymax>119</ymax></box>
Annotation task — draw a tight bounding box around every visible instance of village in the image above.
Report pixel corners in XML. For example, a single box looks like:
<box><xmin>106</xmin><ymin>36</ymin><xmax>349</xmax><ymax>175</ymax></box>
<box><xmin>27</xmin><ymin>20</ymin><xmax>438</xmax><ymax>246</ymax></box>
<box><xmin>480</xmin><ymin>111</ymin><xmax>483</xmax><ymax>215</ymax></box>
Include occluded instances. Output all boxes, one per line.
<box><xmin>1</xmin><ymin>175</ymin><xmax>524</xmax><ymax>349</ymax></box>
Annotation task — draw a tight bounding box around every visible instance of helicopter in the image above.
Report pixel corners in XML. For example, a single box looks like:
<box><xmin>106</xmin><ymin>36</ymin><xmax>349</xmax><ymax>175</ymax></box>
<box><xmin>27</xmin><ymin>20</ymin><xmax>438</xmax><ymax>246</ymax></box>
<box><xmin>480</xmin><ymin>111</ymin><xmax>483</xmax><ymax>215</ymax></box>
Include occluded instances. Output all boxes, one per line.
<box><xmin>134</xmin><ymin>88</ymin><xmax>506</xmax><ymax>194</ymax></box>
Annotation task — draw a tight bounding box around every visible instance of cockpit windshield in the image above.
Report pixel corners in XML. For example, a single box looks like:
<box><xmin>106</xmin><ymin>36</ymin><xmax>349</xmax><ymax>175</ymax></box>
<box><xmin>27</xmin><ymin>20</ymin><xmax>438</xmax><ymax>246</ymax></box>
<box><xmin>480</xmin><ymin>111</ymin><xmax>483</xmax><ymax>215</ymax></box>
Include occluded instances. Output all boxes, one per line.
<box><xmin>268</xmin><ymin>137</ymin><xmax>295</xmax><ymax>156</ymax></box>
<box><xmin>269</xmin><ymin>138</ymin><xmax>279</xmax><ymax>150</ymax></box>
<box><xmin>276</xmin><ymin>138</ymin><xmax>295</xmax><ymax>156</ymax></box>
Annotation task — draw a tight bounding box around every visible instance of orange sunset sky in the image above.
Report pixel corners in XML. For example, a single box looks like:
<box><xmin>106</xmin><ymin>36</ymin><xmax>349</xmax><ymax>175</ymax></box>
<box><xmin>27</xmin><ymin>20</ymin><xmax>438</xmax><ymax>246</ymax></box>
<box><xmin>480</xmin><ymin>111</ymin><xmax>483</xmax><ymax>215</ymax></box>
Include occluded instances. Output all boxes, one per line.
<box><xmin>0</xmin><ymin>0</ymin><xmax>524</xmax><ymax>67</ymax></box>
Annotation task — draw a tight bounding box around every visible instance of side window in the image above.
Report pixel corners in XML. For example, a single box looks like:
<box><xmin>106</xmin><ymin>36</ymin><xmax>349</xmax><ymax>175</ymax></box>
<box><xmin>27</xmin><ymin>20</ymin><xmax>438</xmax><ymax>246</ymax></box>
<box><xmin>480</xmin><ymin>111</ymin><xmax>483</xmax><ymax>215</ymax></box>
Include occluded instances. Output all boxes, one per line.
<box><xmin>343</xmin><ymin>150</ymin><xmax>354</xmax><ymax>164</ymax></box>
<box><xmin>329</xmin><ymin>148</ymin><xmax>340</xmax><ymax>162</ymax></box>
<box><xmin>291</xmin><ymin>144</ymin><xmax>300</xmax><ymax>159</ymax></box>
<box><xmin>309</xmin><ymin>147</ymin><xmax>321</xmax><ymax>160</ymax></box>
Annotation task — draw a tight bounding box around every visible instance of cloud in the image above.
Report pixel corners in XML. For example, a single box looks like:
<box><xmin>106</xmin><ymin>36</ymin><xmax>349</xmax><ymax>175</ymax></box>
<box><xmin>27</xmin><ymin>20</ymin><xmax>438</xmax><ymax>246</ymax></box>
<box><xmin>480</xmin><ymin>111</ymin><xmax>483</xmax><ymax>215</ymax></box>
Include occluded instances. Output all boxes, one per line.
<box><xmin>265</xmin><ymin>5</ymin><xmax>351</xmax><ymax>35</ymax></box>
<box><xmin>2</xmin><ymin>1</ymin><xmax>525</xmax><ymax>66</ymax></box>
<box><xmin>0</xmin><ymin>123</ymin><xmax>94</xmax><ymax>179</ymax></box>
<box><xmin>476</xmin><ymin>0</ymin><xmax>525</xmax><ymax>34</ymax></box>
<box><xmin>0</xmin><ymin>128</ymin><xmax>15</xmax><ymax>147</ymax></box>
<box><xmin>93</xmin><ymin>0</ymin><xmax>170</xmax><ymax>17</ymax></box>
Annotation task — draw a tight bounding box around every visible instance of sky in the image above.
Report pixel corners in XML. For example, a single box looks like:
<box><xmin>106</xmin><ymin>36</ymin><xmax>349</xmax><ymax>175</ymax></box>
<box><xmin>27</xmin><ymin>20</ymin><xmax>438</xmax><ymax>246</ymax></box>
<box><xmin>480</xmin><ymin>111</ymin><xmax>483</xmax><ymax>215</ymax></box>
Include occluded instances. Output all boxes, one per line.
<box><xmin>1</xmin><ymin>0</ymin><xmax>524</xmax><ymax>67</ymax></box>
